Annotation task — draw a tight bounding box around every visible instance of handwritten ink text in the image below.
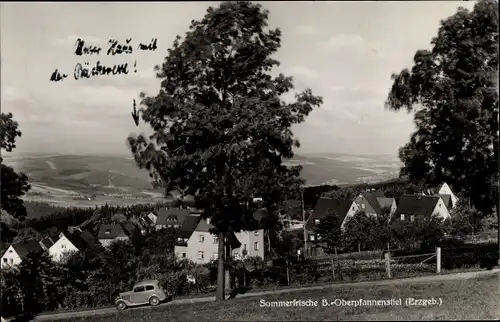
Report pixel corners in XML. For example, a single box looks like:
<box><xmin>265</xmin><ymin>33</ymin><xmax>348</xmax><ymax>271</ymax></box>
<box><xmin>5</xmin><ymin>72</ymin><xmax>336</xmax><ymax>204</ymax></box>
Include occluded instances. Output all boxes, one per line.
<box><xmin>50</xmin><ymin>69</ymin><xmax>68</xmax><ymax>82</ymax></box>
<box><xmin>138</xmin><ymin>38</ymin><xmax>157</xmax><ymax>51</ymax></box>
<box><xmin>74</xmin><ymin>38</ymin><xmax>102</xmax><ymax>56</ymax></box>
<box><xmin>107</xmin><ymin>38</ymin><xmax>133</xmax><ymax>55</ymax></box>
<box><xmin>74</xmin><ymin>61</ymin><xmax>130</xmax><ymax>80</ymax></box>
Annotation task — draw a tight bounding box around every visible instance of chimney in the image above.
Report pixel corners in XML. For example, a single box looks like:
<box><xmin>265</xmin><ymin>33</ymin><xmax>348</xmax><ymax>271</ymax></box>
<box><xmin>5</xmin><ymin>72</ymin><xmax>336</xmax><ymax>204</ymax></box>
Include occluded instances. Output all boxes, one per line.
<box><xmin>206</xmin><ymin>218</ymin><xmax>211</xmax><ymax>225</ymax></box>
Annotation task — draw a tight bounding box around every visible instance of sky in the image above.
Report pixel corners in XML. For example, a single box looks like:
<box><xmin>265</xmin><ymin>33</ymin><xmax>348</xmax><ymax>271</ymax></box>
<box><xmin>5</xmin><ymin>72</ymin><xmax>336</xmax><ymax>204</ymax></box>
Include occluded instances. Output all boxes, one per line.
<box><xmin>1</xmin><ymin>1</ymin><xmax>476</xmax><ymax>157</ymax></box>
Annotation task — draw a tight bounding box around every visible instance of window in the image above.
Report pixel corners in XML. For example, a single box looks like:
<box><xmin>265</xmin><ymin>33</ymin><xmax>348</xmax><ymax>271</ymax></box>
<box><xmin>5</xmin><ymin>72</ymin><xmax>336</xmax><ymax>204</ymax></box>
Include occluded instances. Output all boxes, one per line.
<box><xmin>309</xmin><ymin>235</ymin><xmax>315</xmax><ymax>241</ymax></box>
<box><xmin>177</xmin><ymin>237</ymin><xmax>183</xmax><ymax>242</ymax></box>
<box><xmin>61</xmin><ymin>244</ymin><xmax>66</xmax><ymax>249</ymax></box>
<box><xmin>243</xmin><ymin>244</ymin><xmax>247</xmax><ymax>250</ymax></box>
<box><xmin>361</xmin><ymin>204</ymin><xmax>365</xmax><ymax>209</ymax></box>
<box><xmin>254</xmin><ymin>231</ymin><xmax>259</xmax><ymax>236</ymax></box>
<box><xmin>199</xmin><ymin>235</ymin><xmax>204</xmax><ymax>243</ymax></box>
<box><xmin>133</xmin><ymin>286</ymin><xmax>145</xmax><ymax>293</ymax></box>
<box><xmin>213</xmin><ymin>236</ymin><xmax>218</xmax><ymax>244</ymax></box>
<box><xmin>9</xmin><ymin>259</ymin><xmax>13</xmax><ymax>264</ymax></box>
<box><xmin>438</xmin><ymin>203</ymin><xmax>441</xmax><ymax>207</ymax></box>
<box><xmin>2</xmin><ymin>258</ymin><xmax>7</xmax><ymax>263</ymax></box>
<box><xmin>314</xmin><ymin>219</ymin><xmax>320</xmax><ymax>225</ymax></box>
<box><xmin>410</xmin><ymin>215</ymin><xmax>415</xmax><ymax>222</ymax></box>
<box><xmin>8</xmin><ymin>249</ymin><xmax>12</xmax><ymax>253</ymax></box>
<box><xmin>182</xmin><ymin>253</ymin><xmax>186</xmax><ymax>258</ymax></box>
<box><xmin>254</xmin><ymin>242</ymin><xmax>259</xmax><ymax>251</ymax></box>
<box><xmin>197</xmin><ymin>251</ymin><xmax>204</xmax><ymax>260</ymax></box>
<box><xmin>400</xmin><ymin>214</ymin><xmax>405</xmax><ymax>221</ymax></box>
<box><xmin>145</xmin><ymin>285</ymin><xmax>155</xmax><ymax>291</ymax></box>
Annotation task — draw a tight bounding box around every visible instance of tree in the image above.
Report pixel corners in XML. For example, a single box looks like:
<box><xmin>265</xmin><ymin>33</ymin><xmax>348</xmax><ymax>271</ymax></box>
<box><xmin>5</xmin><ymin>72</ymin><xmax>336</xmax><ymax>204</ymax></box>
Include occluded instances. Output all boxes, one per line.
<box><xmin>1</xmin><ymin>112</ymin><xmax>31</xmax><ymax>221</ymax></box>
<box><xmin>128</xmin><ymin>1</ymin><xmax>322</xmax><ymax>300</ymax></box>
<box><xmin>17</xmin><ymin>251</ymin><xmax>61</xmax><ymax>318</ymax></box>
<box><xmin>314</xmin><ymin>210</ymin><xmax>342</xmax><ymax>254</ymax></box>
<box><xmin>385</xmin><ymin>0</ymin><xmax>499</xmax><ymax>214</ymax></box>
<box><xmin>450</xmin><ymin>201</ymin><xmax>484</xmax><ymax>238</ymax></box>
<box><xmin>342</xmin><ymin>211</ymin><xmax>375</xmax><ymax>252</ymax></box>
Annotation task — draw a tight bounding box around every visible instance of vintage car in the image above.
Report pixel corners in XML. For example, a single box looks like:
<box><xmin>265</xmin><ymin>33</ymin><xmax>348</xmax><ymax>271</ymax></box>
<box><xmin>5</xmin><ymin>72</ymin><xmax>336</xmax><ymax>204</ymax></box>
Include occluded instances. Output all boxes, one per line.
<box><xmin>115</xmin><ymin>280</ymin><xmax>170</xmax><ymax>310</ymax></box>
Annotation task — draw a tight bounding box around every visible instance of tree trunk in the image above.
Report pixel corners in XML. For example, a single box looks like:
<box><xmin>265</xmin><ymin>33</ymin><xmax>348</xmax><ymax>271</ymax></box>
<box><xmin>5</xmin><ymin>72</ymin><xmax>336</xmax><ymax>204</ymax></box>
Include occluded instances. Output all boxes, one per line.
<box><xmin>216</xmin><ymin>231</ymin><xmax>226</xmax><ymax>301</ymax></box>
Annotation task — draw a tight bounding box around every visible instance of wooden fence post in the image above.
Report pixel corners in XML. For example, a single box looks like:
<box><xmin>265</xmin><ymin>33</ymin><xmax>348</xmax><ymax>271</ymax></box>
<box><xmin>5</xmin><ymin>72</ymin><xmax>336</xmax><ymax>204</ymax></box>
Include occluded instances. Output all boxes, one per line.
<box><xmin>384</xmin><ymin>252</ymin><xmax>392</xmax><ymax>278</ymax></box>
<box><xmin>436</xmin><ymin>247</ymin><xmax>441</xmax><ymax>274</ymax></box>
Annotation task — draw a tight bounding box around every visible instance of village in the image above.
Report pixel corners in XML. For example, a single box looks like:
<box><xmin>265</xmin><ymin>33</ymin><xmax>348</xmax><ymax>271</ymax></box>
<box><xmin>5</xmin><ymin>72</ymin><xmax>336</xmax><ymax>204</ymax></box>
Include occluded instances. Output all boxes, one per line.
<box><xmin>1</xmin><ymin>182</ymin><xmax>458</xmax><ymax>268</ymax></box>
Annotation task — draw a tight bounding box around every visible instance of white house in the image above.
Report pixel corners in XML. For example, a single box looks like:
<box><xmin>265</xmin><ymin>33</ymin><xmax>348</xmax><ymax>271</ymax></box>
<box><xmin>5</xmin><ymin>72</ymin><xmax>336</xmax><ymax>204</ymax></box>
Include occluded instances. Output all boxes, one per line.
<box><xmin>437</xmin><ymin>182</ymin><xmax>459</xmax><ymax>208</ymax></box>
<box><xmin>1</xmin><ymin>239</ymin><xmax>43</xmax><ymax>269</ymax></box>
<box><xmin>48</xmin><ymin>231</ymin><xmax>101</xmax><ymax>262</ymax></box>
<box><xmin>48</xmin><ymin>232</ymin><xmax>80</xmax><ymax>262</ymax></box>
<box><xmin>394</xmin><ymin>195</ymin><xmax>451</xmax><ymax>223</ymax></box>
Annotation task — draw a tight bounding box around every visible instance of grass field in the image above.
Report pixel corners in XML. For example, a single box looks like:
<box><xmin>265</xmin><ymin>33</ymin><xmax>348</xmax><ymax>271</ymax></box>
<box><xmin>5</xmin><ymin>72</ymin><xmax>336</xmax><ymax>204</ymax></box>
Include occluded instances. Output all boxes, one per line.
<box><xmin>58</xmin><ymin>273</ymin><xmax>499</xmax><ymax>321</ymax></box>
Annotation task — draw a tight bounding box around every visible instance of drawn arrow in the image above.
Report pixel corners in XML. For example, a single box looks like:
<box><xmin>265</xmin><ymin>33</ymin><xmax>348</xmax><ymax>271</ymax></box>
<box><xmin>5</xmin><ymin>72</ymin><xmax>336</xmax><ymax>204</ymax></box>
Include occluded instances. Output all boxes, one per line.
<box><xmin>131</xmin><ymin>99</ymin><xmax>139</xmax><ymax>126</ymax></box>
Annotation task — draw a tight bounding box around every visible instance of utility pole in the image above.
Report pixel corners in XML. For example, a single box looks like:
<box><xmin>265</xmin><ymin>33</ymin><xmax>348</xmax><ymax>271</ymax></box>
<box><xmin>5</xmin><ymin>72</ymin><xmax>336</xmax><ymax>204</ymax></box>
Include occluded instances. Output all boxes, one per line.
<box><xmin>301</xmin><ymin>187</ymin><xmax>307</xmax><ymax>259</ymax></box>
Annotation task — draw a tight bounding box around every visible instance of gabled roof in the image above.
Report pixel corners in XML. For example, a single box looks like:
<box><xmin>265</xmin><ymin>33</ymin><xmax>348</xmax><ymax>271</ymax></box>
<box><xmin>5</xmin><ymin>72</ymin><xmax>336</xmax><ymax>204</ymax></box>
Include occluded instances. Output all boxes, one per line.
<box><xmin>376</xmin><ymin>197</ymin><xmax>395</xmax><ymax>212</ymax></box>
<box><xmin>359</xmin><ymin>191</ymin><xmax>385</xmax><ymax>214</ymax></box>
<box><xmin>10</xmin><ymin>239</ymin><xmax>43</xmax><ymax>260</ymax></box>
<box><xmin>306</xmin><ymin>198</ymin><xmax>354</xmax><ymax>231</ymax></box>
<box><xmin>60</xmin><ymin>231</ymin><xmax>101</xmax><ymax>252</ymax></box>
<box><xmin>97</xmin><ymin>224</ymin><xmax>128</xmax><ymax>240</ymax></box>
<box><xmin>39</xmin><ymin>237</ymin><xmax>55</xmax><ymax>250</ymax></box>
<box><xmin>156</xmin><ymin>208</ymin><xmax>190</xmax><ymax>226</ymax></box>
<box><xmin>177</xmin><ymin>214</ymin><xmax>202</xmax><ymax>239</ymax></box>
<box><xmin>394</xmin><ymin>195</ymin><xmax>441</xmax><ymax>217</ymax></box>
<box><xmin>435</xmin><ymin>194</ymin><xmax>452</xmax><ymax>209</ymax></box>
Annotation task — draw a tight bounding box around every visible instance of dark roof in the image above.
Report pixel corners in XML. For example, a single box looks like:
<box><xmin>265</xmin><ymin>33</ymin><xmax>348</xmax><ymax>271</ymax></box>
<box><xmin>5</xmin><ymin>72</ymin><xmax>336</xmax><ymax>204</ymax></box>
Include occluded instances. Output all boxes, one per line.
<box><xmin>39</xmin><ymin>237</ymin><xmax>55</xmax><ymax>250</ymax></box>
<box><xmin>156</xmin><ymin>208</ymin><xmax>190</xmax><ymax>226</ymax></box>
<box><xmin>306</xmin><ymin>198</ymin><xmax>354</xmax><ymax>231</ymax></box>
<box><xmin>97</xmin><ymin>224</ymin><xmax>128</xmax><ymax>240</ymax></box>
<box><xmin>64</xmin><ymin>231</ymin><xmax>102</xmax><ymax>252</ymax></box>
<box><xmin>376</xmin><ymin>197</ymin><xmax>394</xmax><ymax>211</ymax></box>
<box><xmin>177</xmin><ymin>214</ymin><xmax>202</xmax><ymax>239</ymax></box>
<box><xmin>394</xmin><ymin>195</ymin><xmax>440</xmax><ymax>217</ymax></box>
<box><xmin>194</xmin><ymin>218</ymin><xmax>213</xmax><ymax>232</ymax></box>
<box><xmin>226</xmin><ymin>230</ymin><xmax>241</xmax><ymax>249</ymax></box>
<box><xmin>435</xmin><ymin>194</ymin><xmax>452</xmax><ymax>208</ymax></box>
<box><xmin>360</xmin><ymin>191</ymin><xmax>384</xmax><ymax>214</ymax></box>
<box><xmin>11</xmin><ymin>239</ymin><xmax>43</xmax><ymax>259</ymax></box>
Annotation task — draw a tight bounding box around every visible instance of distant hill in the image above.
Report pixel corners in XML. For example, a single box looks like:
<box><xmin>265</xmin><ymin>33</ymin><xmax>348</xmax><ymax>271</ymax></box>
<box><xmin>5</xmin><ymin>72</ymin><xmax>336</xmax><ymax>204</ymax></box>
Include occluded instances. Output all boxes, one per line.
<box><xmin>3</xmin><ymin>152</ymin><xmax>401</xmax><ymax>208</ymax></box>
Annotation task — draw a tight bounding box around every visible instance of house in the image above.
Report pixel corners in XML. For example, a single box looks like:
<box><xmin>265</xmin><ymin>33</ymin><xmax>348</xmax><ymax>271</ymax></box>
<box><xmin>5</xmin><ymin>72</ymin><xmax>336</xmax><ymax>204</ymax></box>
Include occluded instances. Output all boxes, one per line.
<box><xmin>39</xmin><ymin>235</ymin><xmax>57</xmax><ymax>251</ymax></box>
<box><xmin>437</xmin><ymin>182</ymin><xmax>459</xmax><ymax>208</ymax></box>
<box><xmin>1</xmin><ymin>239</ymin><xmax>43</xmax><ymax>269</ymax></box>
<box><xmin>305</xmin><ymin>198</ymin><xmax>358</xmax><ymax>257</ymax></box>
<box><xmin>155</xmin><ymin>208</ymin><xmax>190</xmax><ymax>230</ymax></box>
<box><xmin>174</xmin><ymin>215</ymin><xmax>264</xmax><ymax>264</ymax></box>
<box><xmin>49</xmin><ymin>231</ymin><xmax>101</xmax><ymax>262</ymax></box>
<box><xmin>129</xmin><ymin>217</ymin><xmax>147</xmax><ymax>235</ymax></box>
<box><xmin>352</xmin><ymin>190</ymin><xmax>396</xmax><ymax>217</ymax></box>
<box><xmin>97</xmin><ymin>223</ymin><xmax>137</xmax><ymax>247</ymax></box>
<box><xmin>144</xmin><ymin>211</ymin><xmax>158</xmax><ymax>225</ymax></box>
<box><xmin>174</xmin><ymin>214</ymin><xmax>203</xmax><ymax>259</ymax></box>
<box><xmin>394</xmin><ymin>194</ymin><xmax>451</xmax><ymax>223</ymax></box>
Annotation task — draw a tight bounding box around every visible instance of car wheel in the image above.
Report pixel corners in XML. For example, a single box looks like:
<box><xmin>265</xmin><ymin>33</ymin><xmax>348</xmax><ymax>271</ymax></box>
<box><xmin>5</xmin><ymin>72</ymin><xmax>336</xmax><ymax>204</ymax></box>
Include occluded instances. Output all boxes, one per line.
<box><xmin>149</xmin><ymin>296</ymin><xmax>160</xmax><ymax>306</ymax></box>
<box><xmin>117</xmin><ymin>301</ymin><xmax>127</xmax><ymax>311</ymax></box>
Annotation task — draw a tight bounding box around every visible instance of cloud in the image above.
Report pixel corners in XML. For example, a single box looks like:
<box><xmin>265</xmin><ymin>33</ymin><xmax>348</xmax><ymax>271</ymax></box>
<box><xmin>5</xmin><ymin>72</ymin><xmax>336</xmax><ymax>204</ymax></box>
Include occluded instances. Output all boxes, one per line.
<box><xmin>2</xmin><ymin>87</ymin><xmax>28</xmax><ymax>102</ymax></box>
<box><xmin>295</xmin><ymin>25</ymin><xmax>321</xmax><ymax>36</ymax></box>
<box><xmin>287</xmin><ymin>66</ymin><xmax>320</xmax><ymax>80</ymax></box>
<box><xmin>319</xmin><ymin>34</ymin><xmax>380</xmax><ymax>56</ymax></box>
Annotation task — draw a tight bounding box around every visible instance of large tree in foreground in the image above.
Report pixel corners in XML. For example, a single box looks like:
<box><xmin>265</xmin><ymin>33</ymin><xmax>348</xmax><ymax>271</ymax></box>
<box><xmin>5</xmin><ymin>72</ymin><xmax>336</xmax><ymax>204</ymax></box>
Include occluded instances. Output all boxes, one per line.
<box><xmin>128</xmin><ymin>1</ymin><xmax>322</xmax><ymax>300</ymax></box>
<box><xmin>386</xmin><ymin>0</ymin><xmax>499</xmax><ymax>214</ymax></box>
<box><xmin>0</xmin><ymin>112</ymin><xmax>31</xmax><ymax>221</ymax></box>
